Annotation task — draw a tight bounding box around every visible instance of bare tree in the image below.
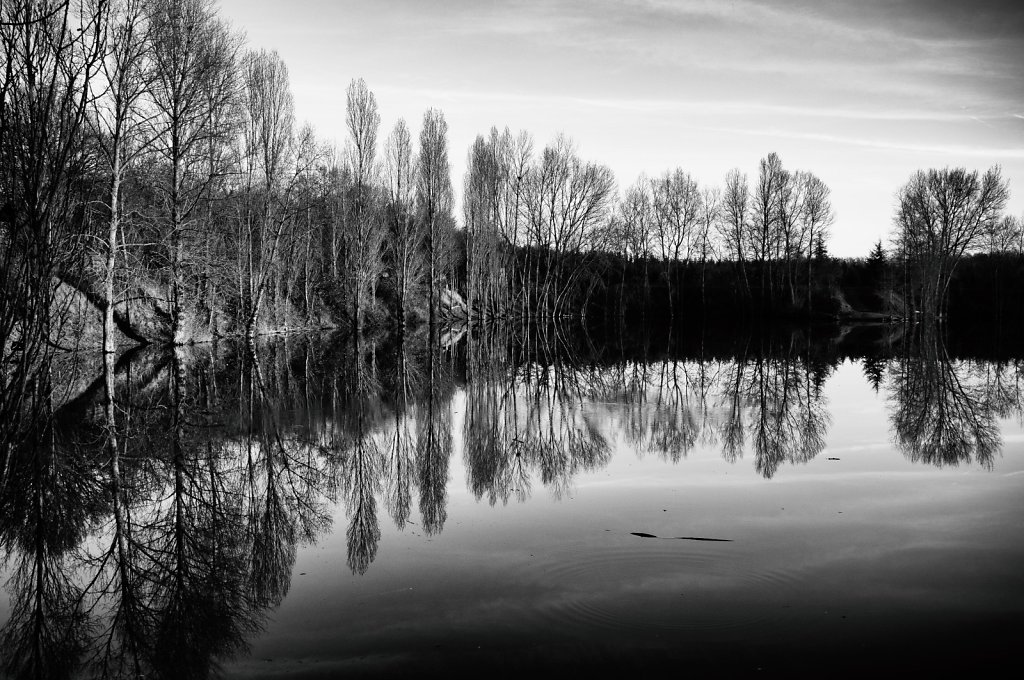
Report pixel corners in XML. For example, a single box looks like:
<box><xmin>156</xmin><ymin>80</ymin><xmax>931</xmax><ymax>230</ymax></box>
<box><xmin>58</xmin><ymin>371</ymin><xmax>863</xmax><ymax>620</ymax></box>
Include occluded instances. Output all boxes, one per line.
<box><xmin>524</xmin><ymin>136</ymin><xmax>615</xmax><ymax>319</ymax></box>
<box><xmin>651</xmin><ymin>169</ymin><xmax>700</xmax><ymax>264</ymax></box>
<box><xmin>276</xmin><ymin>125</ymin><xmax>328</xmax><ymax>330</ymax></box>
<box><xmin>719</xmin><ymin>168</ymin><xmax>751</xmax><ymax>298</ymax></box>
<box><xmin>239</xmin><ymin>48</ymin><xmax>296</xmax><ymax>337</ymax></box>
<box><xmin>801</xmin><ymin>172</ymin><xmax>833</xmax><ymax>311</ymax></box>
<box><xmin>752</xmin><ymin>152</ymin><xmax>786</xmax><ymax>301</ymax></box>
<box><xmin>416</xmin><ymin>108</ymin><xmax>453</xmax><ymax>329</ymax></box>
<box><xmin>344</xmin><ymin>78</ymin><xmax>382</xmax><ymax>332</ymax></box>
<box><xmin>465</xmin><ymin>129</ymin><xmax>523</xmax><ymax>323</ymax></box>
<box><xmin>383</xmin><ymin>118</ymin><xmax>420</xmax><ymax>330</ymax></box>
<box><xmin>90</xmin><ymin>0</ymin><xmax>153</xmax><ymax>352</ymax></box>
<box><xmin>619</xmin><ymin>177</ymin><xmax>653</xmax><ymax>263</ymax></box>
<box><xmin>464</xmin><ymin>133</ymin><xmax>494</xmax><ymax>324</ymax></box>
<box><xmin>0</xmin><ymin>0</ymin><xmax>105</xmax><ymax>477</ymax></box>
<box><xmin>777</xmin><ymin>168</ymin><xmax>803</xmax><ymax>304</ymax></box>
<box><xmin>697</xmin><ymin>186</ymin><xmax>720</xmax><ymax>302</ymax></box>
<box><xmin>146</xmin><ymin>0</ymin><xmax>240</xmax><ymax>343</ymax></box>
<box><xmin>487</xmin><ymin>127</ymin><xmax>533</xmax><ymax>317</ymax></box>
<box><xmin>982</xmin><ymin>213</ymin><xmax>1022</xmax><ymax>254</ymax></box>
<box><xmin>650</xmin><ymin>168</ymin><xmax>700</xmax><ymax>315</ymax></box>
<box><xmin>894</xmin><ymin>166</ymin><xmax>1008</xmax><ymax>319</ymax></box>
<box><xmin>616</xmin><ymin>176</ymin><xmax>654</xmax><ymax>310</ymax></box>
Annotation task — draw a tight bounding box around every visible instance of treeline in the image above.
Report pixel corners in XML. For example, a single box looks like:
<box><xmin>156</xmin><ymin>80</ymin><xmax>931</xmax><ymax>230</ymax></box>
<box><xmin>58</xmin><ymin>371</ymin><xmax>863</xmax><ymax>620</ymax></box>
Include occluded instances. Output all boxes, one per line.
<box><xmin>462</xmin><ymin>142</ymin><xmax>841</xmax><ymax>321</ymax></box>
<box><xmin>4</xmin><ymin>0</ymin><xmax>1024</xmax><ymax>370</ymax></box>
<box><xmin>462</xmin><ymin>153</ymin><xmax>1023</xmax><ymax>324</ymax></box>
<box><xmin>581</xmin><ymin>241</ymin><xmax>1024</xmax><ymax>326</ymax></box>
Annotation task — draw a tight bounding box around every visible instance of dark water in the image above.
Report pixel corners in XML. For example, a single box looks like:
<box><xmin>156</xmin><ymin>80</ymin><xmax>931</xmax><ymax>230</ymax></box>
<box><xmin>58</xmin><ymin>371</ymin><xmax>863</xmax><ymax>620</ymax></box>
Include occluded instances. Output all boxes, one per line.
<box><xmin>1</xmin><ymin>326</ymin><xmax>1022</xmax><ymax>677</ymax></box>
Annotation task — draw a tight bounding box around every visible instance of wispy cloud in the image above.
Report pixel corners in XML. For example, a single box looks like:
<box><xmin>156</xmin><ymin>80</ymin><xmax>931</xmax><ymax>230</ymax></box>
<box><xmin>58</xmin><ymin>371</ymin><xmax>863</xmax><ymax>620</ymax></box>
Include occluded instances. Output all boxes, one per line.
<box><xmin>631</xmin><ymin>0</ymin><xmax>890</xmax><ymax>43</ymax></box>
<box><xmin>375</xmin><ymin>85</ymin><xmax>1016</xmax><ymax>125</ymax></box>
<box><xmin>689</xmin><ymin>124</ymin><xmax>1024</xmax><ymax>160</ymax></box>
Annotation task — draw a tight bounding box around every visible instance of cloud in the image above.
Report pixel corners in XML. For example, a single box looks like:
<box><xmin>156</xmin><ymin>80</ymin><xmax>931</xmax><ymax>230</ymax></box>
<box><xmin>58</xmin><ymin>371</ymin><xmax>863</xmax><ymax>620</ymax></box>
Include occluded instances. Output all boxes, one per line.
<box><xmin>689</xmin><ymin>124</ymin><xmax>1024</xmax><ymax>159</ymax></box>
<box><xmin>630</xmin><ymin>0</ymin><xmax>887</xmax><ymax>43</ymax></box>
<box><xmin>374</xmin><ymin>86</ymin><xmax>1016</xmax><ymax>125</ymax></box>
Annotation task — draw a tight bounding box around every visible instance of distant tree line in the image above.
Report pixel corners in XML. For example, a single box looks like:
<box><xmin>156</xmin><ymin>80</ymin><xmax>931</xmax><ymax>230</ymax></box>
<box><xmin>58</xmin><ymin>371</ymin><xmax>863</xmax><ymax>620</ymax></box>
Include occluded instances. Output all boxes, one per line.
<box><xmin>462</xmin><ymin>136</ymin><xmax>843</xmax><ymax>322</ymax></box>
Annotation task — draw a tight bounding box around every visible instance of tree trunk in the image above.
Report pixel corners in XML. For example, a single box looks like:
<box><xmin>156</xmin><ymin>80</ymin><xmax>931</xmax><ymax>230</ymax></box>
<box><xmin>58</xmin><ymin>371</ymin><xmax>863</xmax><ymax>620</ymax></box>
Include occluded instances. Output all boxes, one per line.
<box><xmin>104</xmin><ymin>163</ymin><xmax>121</xmax><ymax>354</ymax></box>
<box><xmin>171</xmin><ymin>151</ymin><xmax>185</xmax><ymax>345</ymax></box>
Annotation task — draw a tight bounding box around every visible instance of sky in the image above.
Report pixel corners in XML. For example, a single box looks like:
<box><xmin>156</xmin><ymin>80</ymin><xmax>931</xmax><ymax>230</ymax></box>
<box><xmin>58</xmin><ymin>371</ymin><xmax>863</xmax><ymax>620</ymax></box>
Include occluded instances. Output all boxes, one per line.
<box><xmin>217</xmin><ymin>0</ymin><xmax>1024</xmax><ymax>257</ymax></box>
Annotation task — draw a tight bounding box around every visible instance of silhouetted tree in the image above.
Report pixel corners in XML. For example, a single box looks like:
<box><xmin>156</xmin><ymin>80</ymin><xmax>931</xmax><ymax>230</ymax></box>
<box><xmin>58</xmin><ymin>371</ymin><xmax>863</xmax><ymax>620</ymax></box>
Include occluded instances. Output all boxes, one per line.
<box><xmin>894</xmin><ymin>166</ymin><xmax>1008</xmax><ymax>319</ymax></box>
<box><xmin>719</xmin><ymin>168</ymin><xmax>751</xmax><ymax>298</ymax></box>
<box><xmin>523</xmin><ymin>136</ymin><xmax>615</xmax><ymax>320</ymax></box>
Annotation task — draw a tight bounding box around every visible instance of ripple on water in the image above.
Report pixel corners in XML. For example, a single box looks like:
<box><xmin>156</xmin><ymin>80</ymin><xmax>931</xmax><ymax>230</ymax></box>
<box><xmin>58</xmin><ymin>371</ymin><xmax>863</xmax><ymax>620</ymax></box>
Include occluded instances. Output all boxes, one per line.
<box><xmin>523</xmin><ymin>540</ymin><xmax>805</xmax><ymax>635</ymax></box>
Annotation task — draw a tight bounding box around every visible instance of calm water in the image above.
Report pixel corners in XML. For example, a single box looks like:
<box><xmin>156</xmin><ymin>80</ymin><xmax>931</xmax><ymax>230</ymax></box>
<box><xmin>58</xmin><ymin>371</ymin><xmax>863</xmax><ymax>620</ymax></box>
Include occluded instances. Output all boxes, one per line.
<box><xmin>1</xmin><ymin>326</ymin><xmax>1022</xmax><ymax>677</ymax></box>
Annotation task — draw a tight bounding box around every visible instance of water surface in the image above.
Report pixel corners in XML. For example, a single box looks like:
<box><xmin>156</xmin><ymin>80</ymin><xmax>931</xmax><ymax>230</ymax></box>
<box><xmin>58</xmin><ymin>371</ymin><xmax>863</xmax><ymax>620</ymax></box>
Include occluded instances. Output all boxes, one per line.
<box><xmin>1</xmin><ymin>326</ymin><xmax>1022</xmax><ymax>676</ymax></box>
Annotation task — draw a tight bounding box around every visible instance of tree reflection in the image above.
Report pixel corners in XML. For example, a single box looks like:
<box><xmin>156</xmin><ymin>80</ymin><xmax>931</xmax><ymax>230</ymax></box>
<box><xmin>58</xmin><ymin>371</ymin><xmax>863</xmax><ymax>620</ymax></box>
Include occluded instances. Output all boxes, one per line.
<box><xmin>463</xmin><ymin>327</ymin><xmax>611</xmax><ymax>503</ymax></box>
<box><xmin>637</xmin><ymin>355</ymin><xmax>723</xmax><ymax>463</ymax></box>
<box><xmin>1</xmin><ymin>326</ymin><xmax>1021</xmax><ymax>676</ymax></box>
<box><xmin>83</xmin><ymin>350</ymin><xmax>154</xmax><ymax>679</ymax></box>
<box><xmin>889</xmin><ymin>326</ymin><xmax>1003</xmax><ymax>468</ymax></box>
<box><xmin>975</xmin><ymin>358</ymin><xmax>1024</xmax><ymax>423</ymax></box>
<box><xmin>242</xmin><ymin>343</ymin><xmax>332</xmax><ymax>605</ymax></box>
<box><xmin>862</xmin><ymin>355</ymin><xmax>887</xmax><ymax>393</ymax></box>
<box><xmin>341</xmin><ymin>335</ymin><xmax>383</xmax><ymax>575</ymax></box>
<box><xmin>745</xmin><ymin>350</ymin><xmax>830</xmax><ymax>480</ymax></box>
<box><xmin>0</xmin><ymin>431</ymin><xmax>96</xmax><ymax>680</ymax></box>
<box><xmin>0</xmin><ymin>339</ymin><xmax>346</xmax><ymax>678</ymax></box>
<box><xmin>520</xmin><ymin>360</ymin><xmax>611</xmax><ymax>500</ymax></box>
<box><xmin>416</xmin><ymin>328</ymin><xmax>453</xmax><ymax>535</ymax></box>
<box><xmin>0</xmin><ymin>363</ymin><xmax>105</xmax><ymax>679</ymax></box>
<box><xmin>581</xmin><ymin>334</ymin><xmax>832</xmax><ymax>480</ymax></box>
<box><xmin>141</xmin><ymin>349</ymin><xmax>258</xmax><ymax>679</ymax></box>
<box><xmin>464</xmin><ymin>329</ymin><xmax>530</xmax><ymax>506</ymax></box>
<box><xmin>380</xmin><ymin>338</ymin><xmax>422</xmax><ymax>529</ymax></box>
<box><xmin>719</xmin><ymin>356</ymin><xmax>747</xmax><ymax>463</ymax></box>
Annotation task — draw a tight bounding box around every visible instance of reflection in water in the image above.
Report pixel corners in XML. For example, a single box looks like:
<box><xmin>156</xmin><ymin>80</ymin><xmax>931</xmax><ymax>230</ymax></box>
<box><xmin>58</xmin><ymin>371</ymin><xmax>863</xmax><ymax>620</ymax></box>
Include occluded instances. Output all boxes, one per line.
<box><xmin>862</xmin><ymin>355</ymin><xmax>887</xmax><ymax>392</ymax></box>
<box><xmin>339</xmin><ymin>335</ymin><xmax>383</xmax><ymax>576</ymax></box>
<box><xmin>0</xmin><ymin>414</ymin><xmax>95</xmax><ymax>680</ymax></box>
<box><xmin>380</xmin><ymin>340</ymin><xmax>420</xmax><ymax>530</ymax></box>
<box><xmin>416</xmin><ymin>336</ymin><xmax>453</xmax><ymax>537</ymax></box>
<box><xmin>465</xmin><ymin>329</ymin><xmax>611</xmax><ymax>505</ymax></box>
<box><xmin>0</xmin><ymin>325</ymin><xmax>1021</xmax><ymax>676</ymax></box>
<box><xmin>711</xmin><ymin>348</ymin><xmax>830</xmax><ymax>479</ymax></box>
<box><xmin>889</xmin><ymin>325</ymin><xmax>1014</xmax><ymax>469</ymax></box>
<box><xmin>241</xmin><ymin>343</ymin><xmax>332</xmax><ymax>606</ymax></box>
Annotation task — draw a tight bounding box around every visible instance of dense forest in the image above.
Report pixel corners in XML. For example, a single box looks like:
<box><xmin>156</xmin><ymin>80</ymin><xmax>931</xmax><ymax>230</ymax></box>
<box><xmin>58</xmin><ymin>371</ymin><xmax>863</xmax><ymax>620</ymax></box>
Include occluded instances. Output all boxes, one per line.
<box><xmin>2</xmin><ymin>0</ymin><xmax>1023</xmax><ymax>365</ymax></box>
